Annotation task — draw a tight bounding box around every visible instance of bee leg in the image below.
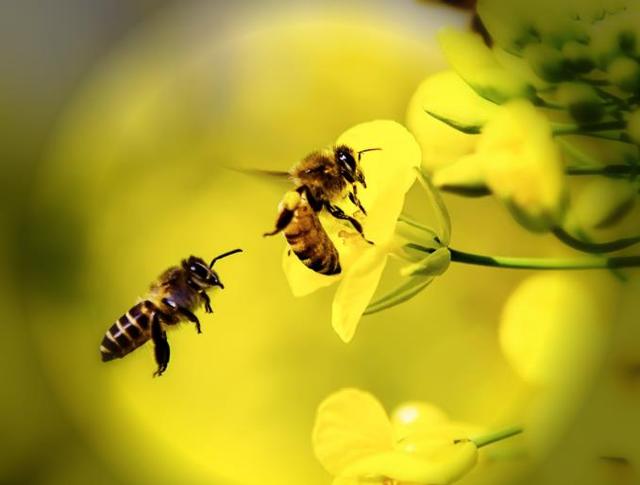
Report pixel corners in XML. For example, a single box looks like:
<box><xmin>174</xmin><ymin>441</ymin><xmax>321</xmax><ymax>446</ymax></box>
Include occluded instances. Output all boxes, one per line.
<box><xmin>201</xmin><ymin>291</ymin><xmax>213</xmax><ymax>314</ymax></box>
<box><xmin>160</xmin><ymin>297</ymin><xmax>199</xmax><ymax>333</ymax></box>
<box><xmin>264</xmin><ymin>191</ymin><xmax>301</xmax><ymax>236</ymax></box>
<box><xmin>175</xmin><ymin>305</ymin><xmax>202</xmax><ymax>334</ymax></box>
<box><xmin>151</xmin><ymin>315</ymin><xmax>170</xmax><ymax>377</ymax></box>
<box><xmin>324</xmin><ymin>202</ymin><xmax>374</xmax><ymax>245</ymax></box>
<box><xmin>264</xmin><ymin>209</ymin><xmax>294</xmax><ymax>236</ymax></box>
<box><xmin>348</xmin><ymin>189</ymin><xmax>367</xmax><ymax>216</ymax></box>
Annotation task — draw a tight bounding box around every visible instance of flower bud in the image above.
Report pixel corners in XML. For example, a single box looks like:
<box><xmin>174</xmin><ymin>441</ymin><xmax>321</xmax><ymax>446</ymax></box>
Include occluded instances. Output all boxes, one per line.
<box><xmin>562</xmin><ymin>41</ymin><xmax>595</xmax><ymax>74</ymax></box>
<box><xmin>590</xmin><ymin>9</ymin><xmax>636</xmax><ymax>68</ymax></box>
<box><xmin>608</xmin><ymin>56</ymin><xmax>640</xmax><ymax>92</ymax></box>
<box><xmin>618</xmin><ymin>29</ymin><xmax>637</xmax><ymax>56</ymax></box>
<box><xmin>574</xmin><ymin>179</ymin><xmax>636</xmax><ymax>230</ymax></box>
<box><xmin>627</xmin><ymin>108</ymin><xmax>640</xmax><ymax>144</ymax></box>
<box><xmin>523</xmin><ymin>43</ymin><xmax>568</xmax><ymax>82</ymax></box>
<box><xmin>556</xmin><ymin>82</ymin><xmax>604</xmax><ymax>124</ymax></box>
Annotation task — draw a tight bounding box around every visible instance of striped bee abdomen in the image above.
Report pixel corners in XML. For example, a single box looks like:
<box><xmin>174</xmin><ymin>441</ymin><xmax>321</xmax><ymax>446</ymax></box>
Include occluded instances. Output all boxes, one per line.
<box><xmin>285</xmin><ymin>197</ymin><xmax>341</xmax><ymax>275</ymax></box>
<box><xmin>100</xmin><ymin>300</ymin><xmax>156</xmax><ymax>362</ymax></box>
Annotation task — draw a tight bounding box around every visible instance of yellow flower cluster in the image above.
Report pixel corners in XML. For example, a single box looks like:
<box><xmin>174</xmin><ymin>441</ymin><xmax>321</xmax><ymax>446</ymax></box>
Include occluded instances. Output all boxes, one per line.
<box><xmin>408</xmin><ymin>30</ymin><xmax>568</xmax><ymax>232</ymax></box>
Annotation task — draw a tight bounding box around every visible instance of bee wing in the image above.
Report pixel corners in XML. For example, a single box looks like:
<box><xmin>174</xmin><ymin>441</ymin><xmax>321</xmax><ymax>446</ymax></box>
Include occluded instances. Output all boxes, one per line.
<box><xmin>224</xmin><ymin>166</ymin><xmax>292</xmax><ymax>188</ymax></box>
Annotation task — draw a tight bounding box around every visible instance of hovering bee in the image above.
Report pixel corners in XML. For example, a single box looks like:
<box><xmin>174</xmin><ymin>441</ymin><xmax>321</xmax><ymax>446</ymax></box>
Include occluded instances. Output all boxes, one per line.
<box><xmin>100</xmin><ymin>249</ymin><xmax>243</xmax><ymax>376</ymax></box>
<box><xmin>263</xmin><ymin>145</ymin><xmax>380</xmax><ymax>275</ymax></box>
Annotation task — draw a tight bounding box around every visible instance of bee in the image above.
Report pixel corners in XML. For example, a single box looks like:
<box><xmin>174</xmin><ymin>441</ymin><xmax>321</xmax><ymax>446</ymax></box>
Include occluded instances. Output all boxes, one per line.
<box><xmin>100</xmin><ymin>249</ymin><xmax>243</xmax><ymax>376</ymax></box>
<box><xmin>263</xmin><ymin>145</ymin><xmax>380</xmax><ymax>275</ymax></box>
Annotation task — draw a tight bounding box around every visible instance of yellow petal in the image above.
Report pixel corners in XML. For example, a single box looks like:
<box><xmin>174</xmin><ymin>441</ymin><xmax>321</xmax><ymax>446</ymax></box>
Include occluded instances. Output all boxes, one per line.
<box><xmin>335</xmin><ymin>120</ymin><xmax>421</xmax><ymax>246</ymax></box>
<box><xmin>313</xmin><ymin>388</ymin><xmax>395</xmax><ymax>476</ymax></box>
<box><xmin>282</xmin><ymin>246</ymin><xmax>339</xmax><ymax>297</ymax></box>
<box><xmin>391</xmin><ymin>402</ymin><xmax>449</xmax><ymax>442</ymax></box>
<box><xmin>406</xmin><ymin>70</ymin><xmax>497</xmax><ymax>171</ymax></box>
<box><xmin>431</xmin><ymin>153</ymin><xmax>486</xmax><ymax>194</ymax></box>
<box><xmin>341</xmin><ymin>441</ymin><xmax>478</xmax><ymax>484</ymax></box>
<box><xmin>408</xmin><ymin>105</ymin><xmax>477</xmax><ymax>173</ymax></box>
<box><xmin>438</xmin><ymin>28</ymin><xmax>532</xmax><ymax>103</ymax></box>
<box><xmin>332</xmin><ymin>478</ymin><xmax>365</xmax><ymax>485</ymax></box>
<box><xmin>479</xmin><ymin>100</ymin><xmax>566</xmax><ymax>232</ymax></box>
<box><xmin>391</xmin><ymin>403</ymin><xmax>483</xmax><ymax>459</ymax></box>
<box><xmin>331</xmin><ymin>245</ymin><xmax>389</xmax><ymax>343</ymax></box>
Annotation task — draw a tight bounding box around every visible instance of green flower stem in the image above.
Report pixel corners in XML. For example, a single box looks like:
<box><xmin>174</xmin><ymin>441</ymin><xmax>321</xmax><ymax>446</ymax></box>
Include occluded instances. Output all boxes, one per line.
<box><xmin>470</xmin><ymin>426</ymin><xmax>523</xmax><ymax>448</ymax></box>
<box><xmin>552</xmin><ymin>227</ymin><xmax>640</xmax><ymax>253</ymax></box>
<box><xmin>566</xmin><ymin>165</ymin><xmax>640</xmax><ymax>176</ymax></box>
<box><xmin>557</xmin><ymin>138</ymin><xmax>603</xmax><ymax>167</ymax></box>
<box><xmin>561</xmin><ymin>131</ymin><xmax>633</xmax><ymax>143</ymax></box>
<box><xmin>447</xmin><ymin>248</ymin><xmax>640</xmax><ymax>270</ymax></box>
<box><xmin>552</xmin><ymin>120</ymin><xmax>627</xmax><ymax>136</ymax></box>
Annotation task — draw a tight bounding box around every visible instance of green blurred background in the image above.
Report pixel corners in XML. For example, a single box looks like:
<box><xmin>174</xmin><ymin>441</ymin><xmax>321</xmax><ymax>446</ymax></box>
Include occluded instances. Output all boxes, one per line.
<box><xmin>2</xmin><ymin>1</ymin><xmax>638</xmax><ymax>484</ymax></box>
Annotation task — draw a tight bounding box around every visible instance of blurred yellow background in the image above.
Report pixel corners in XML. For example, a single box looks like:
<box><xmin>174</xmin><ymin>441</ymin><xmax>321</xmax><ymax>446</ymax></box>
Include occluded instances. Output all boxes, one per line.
<box><xmin>2</xmin><ymin>1</ymin><xmax>639</xmax><ymax>484</ymax></box>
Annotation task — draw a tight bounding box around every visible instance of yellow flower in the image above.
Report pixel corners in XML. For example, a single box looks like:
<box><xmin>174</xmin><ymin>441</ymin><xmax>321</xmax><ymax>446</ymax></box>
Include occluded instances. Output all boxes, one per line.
<box><xmin>406</xmin><ymin>70</ymin><xmax>496</xmax><ymax>175</ymax></box>
<box><xmin>480</xmin><ymin>100</ymin><xmax>566</xmax><ymax>231</ymax></box>
<box><xmin>283</xmin><ymin>120</ymin><xmax>421</xmax><ymax>343</ymax></box>
<box><xmin>501</xmin><ymin>273</ymin><xmax>618</xmax><ymax>459</ymax></box>
<box><xmin>440</xmin><ymin>100</ymin><xmax>567</xmax><ymax>232</ymax></box>
<box><xmin>312</xmin><ymin>389</ymin><xmax>480</xmax><ymax>485</ymax></box>
<box><xmin>500</xmin><ymin>273</ymin><xmax>609</xmax><ymax>388</ymax></box>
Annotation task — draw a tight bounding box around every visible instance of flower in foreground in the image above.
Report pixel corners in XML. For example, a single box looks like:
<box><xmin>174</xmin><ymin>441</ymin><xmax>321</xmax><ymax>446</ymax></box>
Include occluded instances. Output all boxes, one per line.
<box><xmin>500</xmin><ymin>273</ymin><xmax>609</xmax><ymax>388</ymax></box>
<box><xmin>282</xmin><ymin>120</ymin><xmax>421</xmax><ymax>343</ymax></box>
<box><xmin>312</xmin><ymin>389</ymin><xmax>482</xmax><ymax>485</ymax></box>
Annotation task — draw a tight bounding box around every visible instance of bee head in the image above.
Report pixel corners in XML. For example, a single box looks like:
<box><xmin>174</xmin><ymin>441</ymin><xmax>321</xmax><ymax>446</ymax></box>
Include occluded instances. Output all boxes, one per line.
<box><xmin>335</xmin><ymin>145</ymin><xmax>381</xmax><ymax>188</ymax></box>
<box><xmin>183</xmin><ymin>256</ymin><xmax>224</xmax><ymax>290</ymax></box>
<box><xmin>334</xmin><ymin>145</ymin><xmax>363</xmax><ymax>187</ymax></box>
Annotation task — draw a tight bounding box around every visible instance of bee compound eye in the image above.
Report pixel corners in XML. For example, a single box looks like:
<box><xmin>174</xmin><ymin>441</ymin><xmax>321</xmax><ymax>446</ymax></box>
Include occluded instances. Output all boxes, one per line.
<box><xmin>190</xmin><ymin>263</ymin><xmax>210</xmax><ymax>279</ymax></box>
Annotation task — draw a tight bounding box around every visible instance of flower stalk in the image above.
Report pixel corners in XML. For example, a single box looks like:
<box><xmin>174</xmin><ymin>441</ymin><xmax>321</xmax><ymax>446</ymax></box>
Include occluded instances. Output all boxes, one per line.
<box><xmin>447</xmin><ymin>248</ymin><xmax>640</xmax><ymax>270</ymax></box>
<box><xmin>566</xmin><ymin>165</ymin><xmax>640</xmax><ymax>177</ymax></box>
<box><xmin>551</xmin><ymin>227</ymin><xmax>640</xmax><ymax>254</ymax></box>
<box><xmin>468</xmin><ymin>426</ymin><xmax>523</xmax><ymax>448</ymax></box>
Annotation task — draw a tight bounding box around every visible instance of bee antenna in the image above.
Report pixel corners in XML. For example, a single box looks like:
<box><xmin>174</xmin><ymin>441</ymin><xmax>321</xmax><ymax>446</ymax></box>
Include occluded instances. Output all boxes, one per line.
<box><xmin>357</xmin><ymin>147</ymin><xmax>382</xmax><ymax>161</ymax></box>
<box><xmin>209</xmin><ymin>248</ymin><xmax>243</xmax><ymax>268</ymax></box>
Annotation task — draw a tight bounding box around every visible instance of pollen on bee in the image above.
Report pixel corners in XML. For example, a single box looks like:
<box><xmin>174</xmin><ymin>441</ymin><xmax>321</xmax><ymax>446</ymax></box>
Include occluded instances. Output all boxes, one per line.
<box><xmin>282</xmin><ymin>191</ymin><xmax>301</xmax><ymax>211</ymax></box>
